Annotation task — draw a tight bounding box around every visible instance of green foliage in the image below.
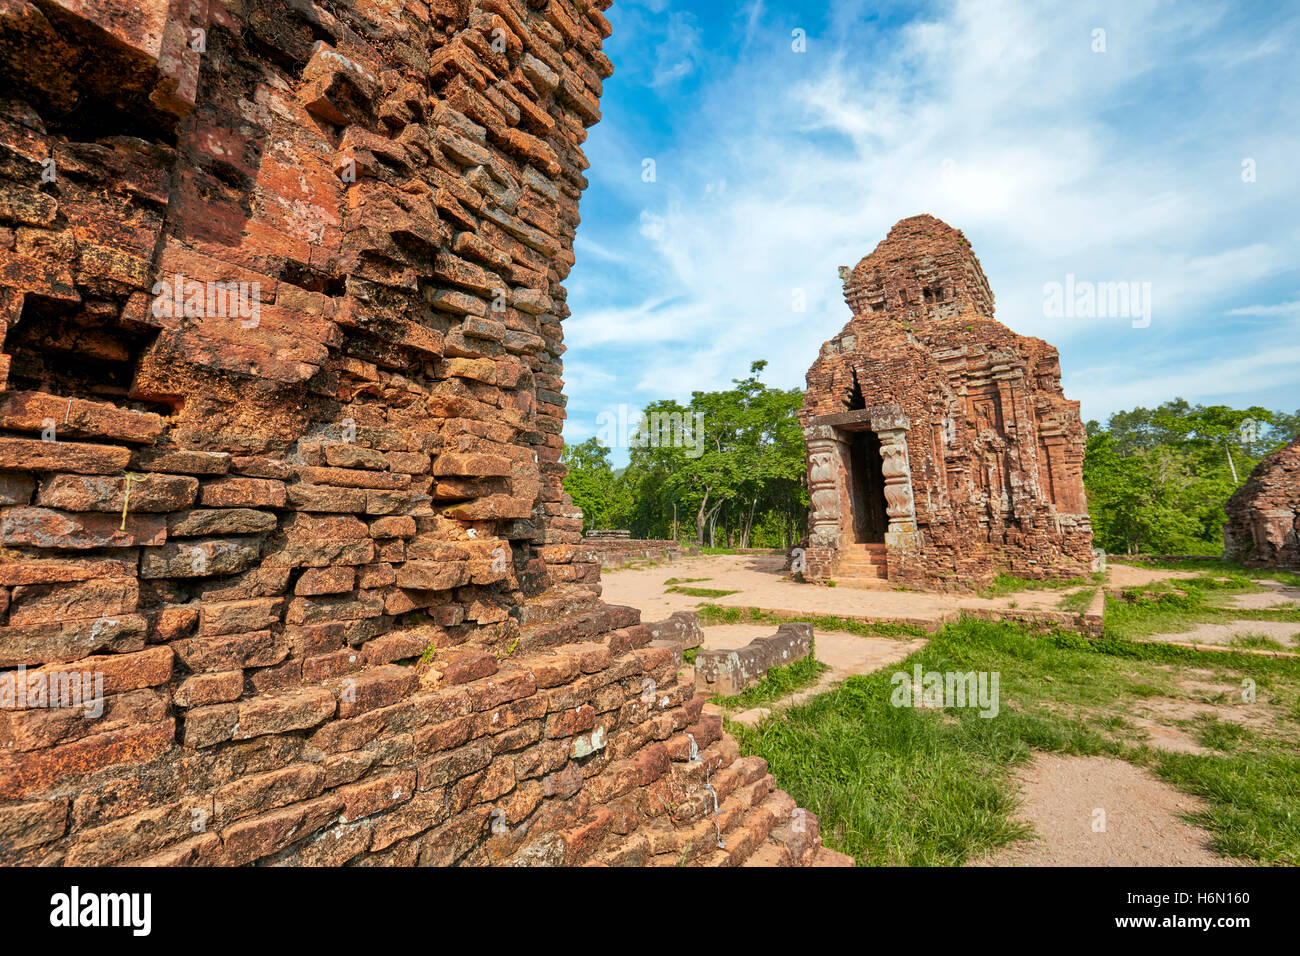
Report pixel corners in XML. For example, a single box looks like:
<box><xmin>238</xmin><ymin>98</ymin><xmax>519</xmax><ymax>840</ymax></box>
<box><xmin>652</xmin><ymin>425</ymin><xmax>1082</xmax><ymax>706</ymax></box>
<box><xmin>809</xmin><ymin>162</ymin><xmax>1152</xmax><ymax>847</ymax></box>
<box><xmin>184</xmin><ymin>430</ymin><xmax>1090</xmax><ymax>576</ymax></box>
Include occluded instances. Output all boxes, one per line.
<box><xmin>562</xmin><ymin>361</ymin><xmax>808</xmax><ymax>547</ymax></box>
<box><xmin>1084</xmin><ymin>399</ymin><xmax>1299</xmax><ymax>555</ymax></box>
<box><xmin>558</xmin><ymin>437</ymin><xmax>633</xmax><ymax>534</ymax></box>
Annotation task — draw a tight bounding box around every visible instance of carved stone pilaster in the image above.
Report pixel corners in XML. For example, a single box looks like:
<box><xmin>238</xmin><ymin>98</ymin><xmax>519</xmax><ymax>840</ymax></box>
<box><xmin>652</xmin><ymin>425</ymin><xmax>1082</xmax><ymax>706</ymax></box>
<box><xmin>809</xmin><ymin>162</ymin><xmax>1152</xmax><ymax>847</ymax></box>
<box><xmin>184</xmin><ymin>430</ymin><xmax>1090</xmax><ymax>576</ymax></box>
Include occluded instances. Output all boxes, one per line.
<box><xmin>876</xmin><ymin>424</ymin><xmax>922</xmax><ymax>552</ymax></box>
<box><xmin>804</xmin><ymin>424</ymin><xmax>845</xmax><ymax>550</ymax></box>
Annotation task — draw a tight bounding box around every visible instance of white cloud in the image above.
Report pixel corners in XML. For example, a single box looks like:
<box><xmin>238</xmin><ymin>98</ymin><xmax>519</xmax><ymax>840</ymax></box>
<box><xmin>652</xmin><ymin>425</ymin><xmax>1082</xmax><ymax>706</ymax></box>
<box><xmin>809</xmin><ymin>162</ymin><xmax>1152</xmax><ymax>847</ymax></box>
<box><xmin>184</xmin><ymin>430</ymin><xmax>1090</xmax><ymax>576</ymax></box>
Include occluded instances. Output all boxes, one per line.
<box><xmin>1227</xmin><ymin>299</ymin><xmax>1300</xmax><ymax>317</ymax></box>
<box><xmin>1066</xmin><ymin>345</ymin><xmax>1300</xmax><ymax>414</ymax></box>
<box><xmin>567</xmin><ymin>0</ymin><xmax>1300</xmax><ymax>442</ymax></box>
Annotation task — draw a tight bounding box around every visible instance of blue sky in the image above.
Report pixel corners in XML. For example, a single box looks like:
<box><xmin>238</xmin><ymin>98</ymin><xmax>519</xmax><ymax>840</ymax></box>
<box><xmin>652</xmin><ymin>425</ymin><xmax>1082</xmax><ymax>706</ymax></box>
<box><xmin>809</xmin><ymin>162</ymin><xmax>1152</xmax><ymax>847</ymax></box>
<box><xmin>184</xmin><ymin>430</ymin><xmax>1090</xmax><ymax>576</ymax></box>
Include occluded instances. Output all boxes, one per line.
<box><xmin>561</xmin><ymin>0</ymin><xmax>1300</xmax><ymax>466</ymax></box>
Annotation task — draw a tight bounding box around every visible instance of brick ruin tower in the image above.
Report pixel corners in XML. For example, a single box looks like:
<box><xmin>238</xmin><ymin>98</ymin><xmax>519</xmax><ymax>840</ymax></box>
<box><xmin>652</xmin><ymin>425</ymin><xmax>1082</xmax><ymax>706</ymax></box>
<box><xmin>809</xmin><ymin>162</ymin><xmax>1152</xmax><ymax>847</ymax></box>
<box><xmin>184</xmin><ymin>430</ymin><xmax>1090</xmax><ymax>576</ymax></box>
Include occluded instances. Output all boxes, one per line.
<box><xmin>798</xmin><ymin>215</ymin><xmax>1093</xmax><ymax>590</ymax></box>
<box><xmin>1223</xmin><ymin>438</ymin><xmax>1300</xmax><ymax>569</ymax></box>
<box><xmin>0</xmin><ymin>0</ymin><xmax>847</xmax><ymax>867</ymax></box>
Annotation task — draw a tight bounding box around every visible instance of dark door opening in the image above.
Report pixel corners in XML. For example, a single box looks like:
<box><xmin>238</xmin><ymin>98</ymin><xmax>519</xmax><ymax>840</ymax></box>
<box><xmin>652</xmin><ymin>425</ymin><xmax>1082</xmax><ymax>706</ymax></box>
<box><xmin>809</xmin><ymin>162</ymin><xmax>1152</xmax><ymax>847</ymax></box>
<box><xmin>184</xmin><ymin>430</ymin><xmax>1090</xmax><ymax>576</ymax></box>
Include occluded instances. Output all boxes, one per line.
<box><xmin>848</xmin><ymin>430</ymin><xmax>888</xmax><ymax>544</ymax></box>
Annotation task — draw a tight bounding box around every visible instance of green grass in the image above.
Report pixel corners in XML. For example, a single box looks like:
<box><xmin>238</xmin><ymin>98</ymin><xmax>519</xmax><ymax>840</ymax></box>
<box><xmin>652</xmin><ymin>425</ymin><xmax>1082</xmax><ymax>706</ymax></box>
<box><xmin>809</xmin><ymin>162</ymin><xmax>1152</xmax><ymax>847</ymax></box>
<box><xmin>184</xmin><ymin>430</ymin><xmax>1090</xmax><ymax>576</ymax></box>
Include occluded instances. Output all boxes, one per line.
<box><xmin>1230</xmin><ymin>634</ymin><xmax>1292</xmax><ymax>651</ymax></box>
<box><xmin>710</xmin><ymin>653</ymin><xmax>831</xmax><ymax>711</ymax></box>
<box><xmin>601</xmin><ymin>559</ymin><xmax>663</xmax><ymax>572</ymax></box>
<box><xmin>1130</xmin><ymin>557</ymin><xmax>1300</xmax><ymax>589</ymax></box>
<box><xmin>1103</xmin><ymin>572</ymin><xmax>1300</xmax><ymax>643</ymax></box>
<box><xmin>1056</xmin><ymin>587</ymin><xmax>1098</xmax><ymax>614</ymax></box>
<box><xmin>979</xmin><ymin>572</ymin><xmax>1101</xmax><ymax>598</ymax></box>
<box><xmin>682</xmin><ymin>647</ymin><xmax>698</xmax><ymax>665</ymax></box>
<box><xmin>696</xmin><ymin>603</ymin><xmax>927</xmax><ymax>639</ymax></box>
<box><xmin>732</xmin><ymin>614</ymin><xmax>1300</xmax><ymax>866</ymax></box>
<box><xmin>663</xmin><ymin>576</ymin><xmax>711</xmax><ymax>586</ymax></box>
<box><xmin>665</xmin><ymin>586</ymin><xmax>740</xmax><ymax>598</ymax></box>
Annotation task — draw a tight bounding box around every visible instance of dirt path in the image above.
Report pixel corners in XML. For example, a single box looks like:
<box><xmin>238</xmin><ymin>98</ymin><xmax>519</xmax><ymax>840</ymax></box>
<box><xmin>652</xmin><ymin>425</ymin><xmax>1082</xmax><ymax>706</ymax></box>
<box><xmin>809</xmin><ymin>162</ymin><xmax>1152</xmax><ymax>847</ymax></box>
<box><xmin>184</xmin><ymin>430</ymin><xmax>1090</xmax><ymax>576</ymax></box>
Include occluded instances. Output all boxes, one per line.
<box><xmin>602</xmin><ymin>552</ymin><xmax>1084</xmax><ymax>626</ymax></box>
<box><xmin>1106</xmin><ymin>563</ymin><xmax>1201</xmax><ymax>588</ymax></box>
<box><xmin>1148</xmin><ymin>619</ymin><xmax>1299</xmax><ymax>649</ymax></box>
<box><xmin>975</xmin><ymin>754</ymin><xmax>1235</xmax><ymax>866</ymax></box>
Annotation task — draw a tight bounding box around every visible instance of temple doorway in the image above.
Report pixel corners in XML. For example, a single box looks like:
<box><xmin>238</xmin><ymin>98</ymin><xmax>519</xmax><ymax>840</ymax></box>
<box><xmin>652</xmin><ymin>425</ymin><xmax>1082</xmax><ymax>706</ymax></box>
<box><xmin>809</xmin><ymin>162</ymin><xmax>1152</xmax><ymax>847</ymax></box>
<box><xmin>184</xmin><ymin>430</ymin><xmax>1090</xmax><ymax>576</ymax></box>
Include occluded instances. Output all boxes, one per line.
<box><xmin>848</xmin><ymin>430</ymin><xmax>888</xmax><ymax>543</ymax></box>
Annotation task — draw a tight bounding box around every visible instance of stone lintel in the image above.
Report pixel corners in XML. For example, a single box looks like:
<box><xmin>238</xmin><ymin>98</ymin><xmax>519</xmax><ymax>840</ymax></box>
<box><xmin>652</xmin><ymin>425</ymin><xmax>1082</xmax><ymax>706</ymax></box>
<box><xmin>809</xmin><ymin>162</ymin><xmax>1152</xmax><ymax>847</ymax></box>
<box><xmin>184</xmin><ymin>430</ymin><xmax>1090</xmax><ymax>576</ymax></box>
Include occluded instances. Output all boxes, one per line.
<box><xmin>811</xmin><ymin>404</ymin><xmax>910</xmax><ymax>433</ymax></box>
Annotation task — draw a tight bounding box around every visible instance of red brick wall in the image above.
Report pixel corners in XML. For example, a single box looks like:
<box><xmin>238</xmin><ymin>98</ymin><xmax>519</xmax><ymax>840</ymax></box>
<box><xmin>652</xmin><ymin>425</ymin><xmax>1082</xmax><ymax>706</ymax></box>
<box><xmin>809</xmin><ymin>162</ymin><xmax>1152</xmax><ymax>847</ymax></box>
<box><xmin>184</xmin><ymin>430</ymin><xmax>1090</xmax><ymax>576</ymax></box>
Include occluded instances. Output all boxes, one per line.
<box><xmin>0</xmin><ymin>0</ymin><xmax>840</xmax><ymax>867</ymax></box>
<box><xmin>1224</xmin><ymin>438</ymin><xmax>1300</xmax><ymax>570</ymax></box>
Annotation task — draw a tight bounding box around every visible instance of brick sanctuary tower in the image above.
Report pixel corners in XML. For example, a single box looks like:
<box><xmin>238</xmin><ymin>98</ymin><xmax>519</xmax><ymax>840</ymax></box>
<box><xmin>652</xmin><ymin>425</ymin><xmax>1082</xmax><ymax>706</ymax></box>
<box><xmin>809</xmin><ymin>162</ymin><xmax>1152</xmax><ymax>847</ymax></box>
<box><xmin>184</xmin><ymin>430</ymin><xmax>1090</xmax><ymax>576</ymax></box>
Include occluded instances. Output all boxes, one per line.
<box><xmin>798</xmin><ymin>215</ymin><xmax>1094</xmax><ymax>590</ymax></box>
<box><xmin>1223</xmin><ymin>438</ymin><xmax>1300</xmax><ymax>570</ymax></box>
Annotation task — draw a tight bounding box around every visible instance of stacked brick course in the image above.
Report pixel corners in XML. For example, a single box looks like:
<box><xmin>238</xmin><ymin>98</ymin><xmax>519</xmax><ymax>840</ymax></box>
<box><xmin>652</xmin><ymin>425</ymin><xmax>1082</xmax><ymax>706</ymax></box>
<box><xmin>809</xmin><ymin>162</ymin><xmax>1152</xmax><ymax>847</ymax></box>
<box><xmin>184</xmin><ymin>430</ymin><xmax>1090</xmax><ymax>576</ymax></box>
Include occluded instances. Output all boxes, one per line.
<box><xmin>0</xmin><ymin>0</ymin><xmax>845</xmax><ymax>867</ymax></box>
<box><xmin>1223</xmin><ymin>438</ymin><xmax>1300</xmax><ymax>570</ymax></box>
<box><xmin>800</xmin><ymin>215</ymin><xmax>1093</xmax><ymax>590</ymax></box>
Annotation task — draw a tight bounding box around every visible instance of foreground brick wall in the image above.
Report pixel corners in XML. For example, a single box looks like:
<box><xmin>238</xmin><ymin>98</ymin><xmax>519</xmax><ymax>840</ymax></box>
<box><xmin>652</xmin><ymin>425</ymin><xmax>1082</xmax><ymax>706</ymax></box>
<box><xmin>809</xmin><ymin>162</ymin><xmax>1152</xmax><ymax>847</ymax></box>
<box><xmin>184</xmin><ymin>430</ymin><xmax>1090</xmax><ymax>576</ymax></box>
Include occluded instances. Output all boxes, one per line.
<box><xmin>1224</xmin><ymin>438</ymin><xmax>1300</xmax><ymax>570</ymax></box>
<box><xmin>0</xmin><ymin>0</ymin><xmax>844</xmax><ymax>867</ymax></box>
<box><xmin>800</xmin><ymin>215</ymin><xmax>1093</xmax><ymax>590</ymax></box>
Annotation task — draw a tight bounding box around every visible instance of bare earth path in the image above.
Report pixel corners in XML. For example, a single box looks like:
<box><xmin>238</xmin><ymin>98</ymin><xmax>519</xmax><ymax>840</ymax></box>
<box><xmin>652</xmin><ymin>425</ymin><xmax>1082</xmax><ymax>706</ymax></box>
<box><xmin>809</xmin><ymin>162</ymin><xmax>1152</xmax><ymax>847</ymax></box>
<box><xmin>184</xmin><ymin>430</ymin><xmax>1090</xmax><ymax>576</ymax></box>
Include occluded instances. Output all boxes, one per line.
<box><xmin>607</xmin><ymin>555</ymin><xmax>1249</xmax><ymax>867</ymax></box>
<box><xmin>975</xmin><ymin>755</ymin><xmax>1235</xmax><ymax>867</ymax></box>
<box><xmin>601</xmin><ymin>552</ymin><xmax>1084</xmax><ymax>626</ymax></box>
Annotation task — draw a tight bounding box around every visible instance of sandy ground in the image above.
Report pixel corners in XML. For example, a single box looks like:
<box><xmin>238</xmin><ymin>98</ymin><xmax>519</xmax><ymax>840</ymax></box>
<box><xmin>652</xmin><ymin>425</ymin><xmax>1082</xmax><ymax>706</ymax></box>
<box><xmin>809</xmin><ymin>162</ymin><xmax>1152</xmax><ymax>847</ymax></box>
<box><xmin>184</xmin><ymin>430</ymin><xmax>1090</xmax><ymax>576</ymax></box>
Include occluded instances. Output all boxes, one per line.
<box><xmin>1105</xmin><ymin>563</ymin><xmax>1201</xmax><ymax>588</ymax></box>
<box><xmin>1225</xmin><ymin>579</ymin><xmax>1300</xmax><ymax>610</ymax></box>
<box><xmin>602</xmin><ymin>552</ymin><xmax>1084</xmax><ymax>625</ymax></box>
<box><xmin>1148</xmin><ymin>619</ymin><xmax>1299</xmax><ymax>649</ymax></box>
<box><xmin>975</xmin><ymin>755</ymin><xmax>1234</xmax><ymax>867</ymax></box>
<box><xmin>687</xmin><ymin>623</ymin><xmax>928</xmax><ymax>726</ymax></box>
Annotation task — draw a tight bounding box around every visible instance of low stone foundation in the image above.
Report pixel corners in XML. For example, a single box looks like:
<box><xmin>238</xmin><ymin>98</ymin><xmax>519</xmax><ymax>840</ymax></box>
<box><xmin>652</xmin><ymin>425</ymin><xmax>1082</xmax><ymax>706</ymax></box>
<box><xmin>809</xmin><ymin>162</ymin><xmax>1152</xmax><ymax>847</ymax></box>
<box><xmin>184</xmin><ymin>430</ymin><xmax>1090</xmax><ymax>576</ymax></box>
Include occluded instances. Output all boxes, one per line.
<box><xmin>581</xmin><ymin>537</ymin><xmax>699</xmax><ymax>569</ymax></box>
<box><xmin>644</xmin><ymin>610</ymin><xmax>703</xmax><ymax>662</ymax></box>
<box><xmin>694</xmin><ymin>623</ymin><xmax>813</xmax><ymax>698</ymax></box>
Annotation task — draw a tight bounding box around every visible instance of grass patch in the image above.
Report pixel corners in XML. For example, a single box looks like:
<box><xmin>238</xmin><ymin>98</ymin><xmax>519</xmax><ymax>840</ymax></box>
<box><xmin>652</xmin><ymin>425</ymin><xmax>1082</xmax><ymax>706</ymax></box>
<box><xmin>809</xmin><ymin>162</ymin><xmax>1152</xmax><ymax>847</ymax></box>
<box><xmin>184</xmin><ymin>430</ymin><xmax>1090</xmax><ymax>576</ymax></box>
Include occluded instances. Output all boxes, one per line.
<box><xmin>696</xmin><ymin>603</ymin><xmax>927</xmax><ymax>639</ymax></box>
<box><xmin>734</xmin><ymin>613</ymin><xmax>1300</xmax><ymax>866</ymax></box>
<box><xmin>1056</xmin><ymin>587</ymin><xmax>1098</xmax><ymax>614</ymax></box>
<box><xmin>979</xmin><ymin>572</ymin><xmax>1101</xmax><ymax>598</ymax></box>
<box><xmin>663</xmin><ymin>576</ymin><xmax>711</xmax><ymax>586</ymax></box>
<box><xmin>1132</xmin><ymin>557</ymin><xmax>1300</xmax><ymax>589</ymax></box>
<box><xmin>1103</xmin><ymin>573</ymin><xmax>1300</xmax><ymax>643</ymax></box>
<box><xmin>711</xmin><ymin>654</ymin><xmax>831</xmax><ymax>711</ymax></box>
<box><xmin>1230</xmin><ymin>633</ymin><xmax>1291</xmax><ymax>651</ymax></box>
<box><xmin>665</xmin><ymin>586</ymin><xmax>739</xmax><ymax>598</ymax></box>
<box><xmin>601</xmin><ymin>559</ymin><xmax>663</xmax><ymax>572</ymax></box>
<box><xmin>682</xmin><ymin>647</ymin><xmax>698</xmax><ymax>665</ymax></box>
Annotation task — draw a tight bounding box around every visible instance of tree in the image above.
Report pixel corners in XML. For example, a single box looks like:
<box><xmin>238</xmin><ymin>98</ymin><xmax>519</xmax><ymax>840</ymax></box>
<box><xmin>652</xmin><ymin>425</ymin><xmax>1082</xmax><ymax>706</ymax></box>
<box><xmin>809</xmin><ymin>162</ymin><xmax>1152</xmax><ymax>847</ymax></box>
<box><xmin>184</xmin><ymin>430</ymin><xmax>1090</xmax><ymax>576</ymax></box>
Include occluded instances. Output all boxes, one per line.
<box><xmin>1083</xmin><ymin>399</ymin><xmax>1295</xmax><ymax>555</ymax></box>
<box><xmin>562</xmin><ymin>361</ymin><xmax>809</xmax><ymax>548</ymax></box>
<box><xmin>559</xmin><ymin>437</ymin><xmax>628</xmax><ymax>533</ymax></box>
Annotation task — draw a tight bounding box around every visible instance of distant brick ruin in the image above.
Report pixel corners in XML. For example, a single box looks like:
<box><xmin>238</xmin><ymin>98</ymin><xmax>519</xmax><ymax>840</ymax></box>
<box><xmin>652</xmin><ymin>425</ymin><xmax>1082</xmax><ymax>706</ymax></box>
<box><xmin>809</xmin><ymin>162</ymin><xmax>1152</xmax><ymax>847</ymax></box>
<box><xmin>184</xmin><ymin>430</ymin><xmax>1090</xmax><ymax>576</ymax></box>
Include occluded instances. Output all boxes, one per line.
<box><xmin>799</xmin><ymin>215</ymin><xmax>1093</xmax><ymax>590</ymax></box>
<box><xmin>581</xmin><ymin>531</ymin><xmax>696</xmax><ymax>569</ymax></box>
<box><xmin>1224</xmin><ymin>438</ymin><xmax>1300</xmax><ymax>570</ymax></box>
<box><xmin>0</xmin><ymin>0</ymin><xmax>846</xmax><ymax>867</ymax></box>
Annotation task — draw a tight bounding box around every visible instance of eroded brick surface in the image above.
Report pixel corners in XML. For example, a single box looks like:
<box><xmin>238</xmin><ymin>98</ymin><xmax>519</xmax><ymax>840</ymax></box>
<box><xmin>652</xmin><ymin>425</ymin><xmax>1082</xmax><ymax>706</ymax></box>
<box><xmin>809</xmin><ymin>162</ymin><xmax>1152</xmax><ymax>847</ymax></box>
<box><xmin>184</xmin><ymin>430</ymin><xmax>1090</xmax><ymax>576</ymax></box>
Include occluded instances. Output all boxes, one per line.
<box><xmin>1224</xmin><ymin>438</ymin><xmax>1300</xmax><ymax>569</ymax></box>
<box><xmin>0</xmin><ymin>0</ymin><xmax>841</xmax><ymax>868</ymax></box>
